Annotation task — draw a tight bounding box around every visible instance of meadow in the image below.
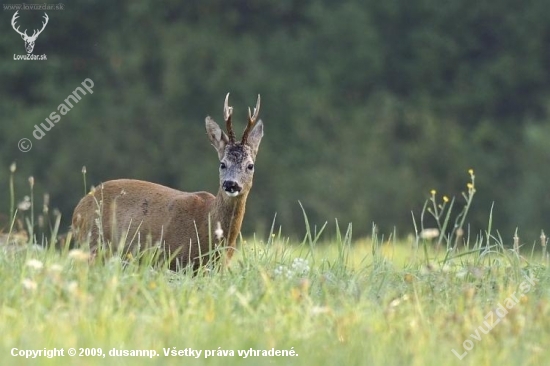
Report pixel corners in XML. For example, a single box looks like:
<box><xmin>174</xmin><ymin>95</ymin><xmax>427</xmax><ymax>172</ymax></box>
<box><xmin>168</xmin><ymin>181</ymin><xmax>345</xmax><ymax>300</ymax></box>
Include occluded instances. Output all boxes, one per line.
<box><xmin>1</xmin><ymin>169</ymin><xmax>549</xmax><ymax>366</ymax></box>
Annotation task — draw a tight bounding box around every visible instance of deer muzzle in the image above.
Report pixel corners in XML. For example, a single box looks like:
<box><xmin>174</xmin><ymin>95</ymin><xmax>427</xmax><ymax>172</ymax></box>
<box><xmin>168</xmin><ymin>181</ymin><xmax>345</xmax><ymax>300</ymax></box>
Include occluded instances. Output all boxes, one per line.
<box><xmin>222</xmin><ymin>180</ymin><xmax>242</xmax><ymax>197</ymax></box>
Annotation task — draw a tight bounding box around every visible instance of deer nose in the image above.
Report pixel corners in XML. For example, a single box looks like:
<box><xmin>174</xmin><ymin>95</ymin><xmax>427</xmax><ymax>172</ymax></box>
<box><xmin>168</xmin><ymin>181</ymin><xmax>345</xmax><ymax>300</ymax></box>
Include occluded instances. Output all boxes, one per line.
<box><xmin>223</xmin><ymin>180</ymin><xmax>242</xmax><ymax>196</ymax></box>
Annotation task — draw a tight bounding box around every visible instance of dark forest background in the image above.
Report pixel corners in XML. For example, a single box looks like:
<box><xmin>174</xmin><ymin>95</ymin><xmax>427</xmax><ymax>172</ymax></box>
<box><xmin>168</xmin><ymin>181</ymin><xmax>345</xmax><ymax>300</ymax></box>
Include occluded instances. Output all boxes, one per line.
<box><xmin>1</xmin><ymin>0</ymin><xmax>549</xmax><ymax>243</ymax></box>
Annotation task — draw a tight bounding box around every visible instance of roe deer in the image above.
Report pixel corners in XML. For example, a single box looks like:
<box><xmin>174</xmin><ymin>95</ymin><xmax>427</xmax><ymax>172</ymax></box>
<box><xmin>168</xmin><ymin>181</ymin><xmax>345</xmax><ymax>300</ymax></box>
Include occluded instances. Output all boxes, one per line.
<box><xmin>71</xmin><ymin>93</ymin><xmax>264</xmax><ymax>270</ymax></box>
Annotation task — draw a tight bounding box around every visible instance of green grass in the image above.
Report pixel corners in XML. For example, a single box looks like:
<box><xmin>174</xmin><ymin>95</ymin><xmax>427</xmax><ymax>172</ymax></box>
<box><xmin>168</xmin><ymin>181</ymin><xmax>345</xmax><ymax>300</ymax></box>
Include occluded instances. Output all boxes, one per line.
<box><xmin>1</xmin><ymin>169</ymin><xmax>550</xmax><ymax>365</ymax></box>
<box><xmin>1</xmin><ymin>228</ymin><xmax>549</xmax><ymax>366</ymax></box>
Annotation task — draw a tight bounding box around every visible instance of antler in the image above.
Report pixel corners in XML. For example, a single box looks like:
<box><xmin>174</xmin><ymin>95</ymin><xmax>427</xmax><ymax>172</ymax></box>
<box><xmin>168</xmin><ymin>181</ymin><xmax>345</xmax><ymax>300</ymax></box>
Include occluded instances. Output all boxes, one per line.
<box><xmin>224</xmin><ymin>93</ymin><xmax>235</xmax><ymax>143</ymax></box>
<box><xmin>31</xmin><ymin>13</ymin><xmax>49</xmax><ymax>39</ymax></box>
<box><xmin>11</xmin><ymin>11</ymin><xmax>48</xmax><ymax>40</ymax></box>
<box><xmin>11</xmin><ymin>11</ymin><xmax>27</xmax><ymax>38</ymax></box>
<box><xmin>241</xmin><ymin>94</ymin><xmax>261</xmax><ymax>145</ymax></box>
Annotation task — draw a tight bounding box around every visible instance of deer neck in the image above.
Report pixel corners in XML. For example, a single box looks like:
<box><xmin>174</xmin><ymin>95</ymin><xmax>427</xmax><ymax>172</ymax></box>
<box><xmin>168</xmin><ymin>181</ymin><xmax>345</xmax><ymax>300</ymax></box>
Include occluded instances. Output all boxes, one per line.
<box><xmin>210</xmin><ymin>189</ymin><xmax>249</xmax><ymax>247</ymax></box>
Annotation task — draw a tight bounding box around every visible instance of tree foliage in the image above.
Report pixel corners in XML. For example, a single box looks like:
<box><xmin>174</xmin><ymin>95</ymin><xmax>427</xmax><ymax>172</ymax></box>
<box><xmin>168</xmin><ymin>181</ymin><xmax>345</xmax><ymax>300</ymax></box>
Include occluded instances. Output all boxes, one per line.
<box><xmin>1</xmin><ymin>0</ymin><xmax>549</xmax><ymax>240</ymax></box>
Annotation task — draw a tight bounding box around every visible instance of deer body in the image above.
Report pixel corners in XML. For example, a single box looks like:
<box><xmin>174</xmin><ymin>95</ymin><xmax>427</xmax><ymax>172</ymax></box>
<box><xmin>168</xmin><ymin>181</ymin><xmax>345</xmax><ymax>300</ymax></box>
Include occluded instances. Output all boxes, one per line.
<box><xmin>71</xmin><ymin>94</ymin><xmax>263</xmax><ymax>270</ymax></box>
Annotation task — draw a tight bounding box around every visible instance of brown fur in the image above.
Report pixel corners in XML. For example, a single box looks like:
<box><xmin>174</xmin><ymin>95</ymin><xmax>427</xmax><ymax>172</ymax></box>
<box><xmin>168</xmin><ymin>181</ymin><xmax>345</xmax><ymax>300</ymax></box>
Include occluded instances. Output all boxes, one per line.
<box><xmin>71</xmin><ymin>94</ymin><xmax>263</xmax><ymax>270</ymax></box>
<box><xmin>72</xmin><ymin>179</ymin><xmax>247</xmax><ymax>270</ymax></box>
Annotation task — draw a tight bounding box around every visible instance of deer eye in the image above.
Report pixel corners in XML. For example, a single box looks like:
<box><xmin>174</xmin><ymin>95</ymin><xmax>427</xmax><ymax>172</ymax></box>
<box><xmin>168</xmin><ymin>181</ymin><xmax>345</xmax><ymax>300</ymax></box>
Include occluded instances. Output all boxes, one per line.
<box><xmin>247</xmin><ymin>163</ymin><xmax>254</xmax><ymax>171</ymax></box>
<box><xmin>220</xmin><ymin>162</ymin><xmax>226</xmax><ymax>170</ymax></box>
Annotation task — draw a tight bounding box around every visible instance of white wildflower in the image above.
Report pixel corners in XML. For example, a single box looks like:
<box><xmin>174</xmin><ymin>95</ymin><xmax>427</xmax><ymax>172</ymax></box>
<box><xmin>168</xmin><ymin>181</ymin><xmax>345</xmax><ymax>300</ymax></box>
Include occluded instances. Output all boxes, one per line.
<box><xmin>274</xmin><ymin>258</ymin><xmax>310</xmax><ymax>279</ymax></box>
<box><xmin>22</xmin><ymin>278</ymin><xmax>37</xmax><ymax>290</ymax></box>
<box><xmin>456</xmin><ymin>268</ymin><xmax>468</xmax><ymax>279</ymax></box>
<box><xmin>48</xmin><ymin>264</ymin><xmax>63</xmax><ymax>273</ymax></box>
<box><xmin>274</xmin><ymin>265</ymin><xmax>292</xmax><ymax>279</ymax></box>
<box><xmin>311</xmin><ymin>306</ymin><xmax>331</xmax><ymax>315</ymax></box>
<box><xmin>291</xmin><ymin>258</ymin><xmax>310</xmax><ymax>276</ymax></box>
<box><xmin>68</xmin><ymin>249</ymin><xmax>90</xmax><ymax>262</ymax></box>
<box><xmin>25</xmin><ymin>259</ymin><xmax>44</xmax><ymax>270</ymax></box>
<box><xmin>420</xmin><ymin>228</ymin><xmax>439</xmax><ymax>240</ymax></box>
<box><xmin>17</xmin><ymin>196</ymin><xmax>31</xmax><ymax>211</ymax></box>
<box><xmin>66</xmin><ymin>281</ymin><xmax>78</xmax><ymax>294</ymax></box>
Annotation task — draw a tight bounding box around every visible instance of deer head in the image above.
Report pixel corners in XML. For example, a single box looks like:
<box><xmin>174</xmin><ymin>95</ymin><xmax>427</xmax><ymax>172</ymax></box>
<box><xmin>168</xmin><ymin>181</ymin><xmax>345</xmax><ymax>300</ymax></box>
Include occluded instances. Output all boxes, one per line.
<box><xmin>11</xmin><ymin>11</ymin><xmax>49</xmax><ymax>54</ymax></box>
<box><xmin>205</xmin><ymin>93</ymin><xmax>263</xmax><ymax>198</ymax></box>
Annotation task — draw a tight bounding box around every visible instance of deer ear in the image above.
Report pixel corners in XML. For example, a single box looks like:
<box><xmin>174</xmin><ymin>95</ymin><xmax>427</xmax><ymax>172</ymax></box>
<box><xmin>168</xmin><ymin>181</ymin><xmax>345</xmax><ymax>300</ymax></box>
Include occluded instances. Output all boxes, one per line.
<box><xmin>205</xmin><ymin>117</ymin><xmax>229</xmax><ymax>159</ymax></box>
<box><xmin>246</xmin><ymin>120</ymin><xmax>263</xmax><ymax>157</ymax></box>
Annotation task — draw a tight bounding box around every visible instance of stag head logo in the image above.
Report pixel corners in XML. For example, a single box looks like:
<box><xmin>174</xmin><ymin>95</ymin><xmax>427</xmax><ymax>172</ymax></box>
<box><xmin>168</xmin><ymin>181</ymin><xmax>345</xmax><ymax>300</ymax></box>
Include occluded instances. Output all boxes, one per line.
<box><xmin>11</xmin><ymin>11</ymin><xmax>49</xmax><ymax>54</ymax></box>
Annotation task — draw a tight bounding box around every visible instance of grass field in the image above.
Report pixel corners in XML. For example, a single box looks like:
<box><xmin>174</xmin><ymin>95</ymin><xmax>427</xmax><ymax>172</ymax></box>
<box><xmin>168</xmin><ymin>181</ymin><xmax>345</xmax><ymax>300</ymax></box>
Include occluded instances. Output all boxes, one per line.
<box><xmin>1</xmin><ymin>170</ymin><xmax>550</xmax><ymax>365</ymax></box>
